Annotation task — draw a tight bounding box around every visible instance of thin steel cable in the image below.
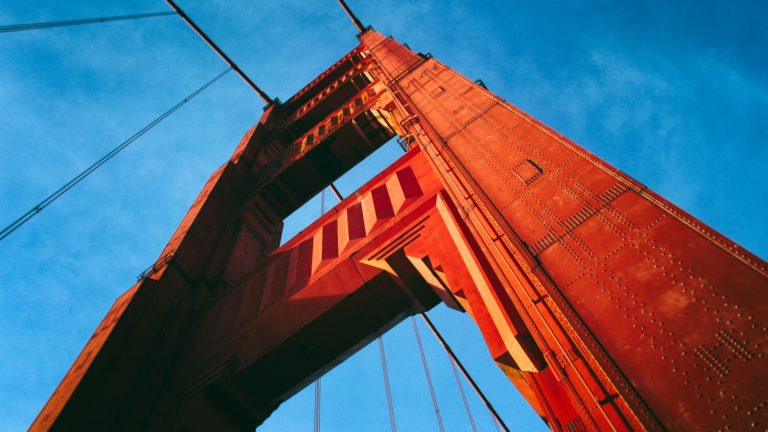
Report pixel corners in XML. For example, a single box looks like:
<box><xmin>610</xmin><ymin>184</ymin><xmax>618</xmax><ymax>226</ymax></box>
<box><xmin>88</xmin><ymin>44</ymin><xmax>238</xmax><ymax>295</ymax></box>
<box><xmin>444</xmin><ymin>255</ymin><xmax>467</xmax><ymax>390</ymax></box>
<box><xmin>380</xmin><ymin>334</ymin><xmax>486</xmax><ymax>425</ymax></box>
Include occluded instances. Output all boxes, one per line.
<box><xmin>449</xmin><ymin>357</ymin><xmax>478</xmax><ymax>432</ymax></box>
<box><xmin>419</xmin><ymin>312</ymin><xmax>510</xmax><ymax>432</ymax></box>
<box><xmin>312</xmin><ymin>188</ymin><xmax>326</xmax><ymax>432</ymax></box>
<box><xmin>314</xmin><ymin>378</ymin><xmax>321</xmax><ymax>432</ymax></box>
<box><xmin>0</xmin><ymin>68</ymin><xmax>232</xmax><ymax>242</ymax></box>
<box><xmin>320</xmin><ymin>189</ymin><xmax>326</xmax><ymax>214</ymax></box>
<box><xmin>411</xmin><ymin>317</ymin><xmax>445</xmax><ymax>432</ymax></box>
<box><xmin>0</xmin><ymin>11</ymin><xmax>175</xmax><ymax>33</ymax></box>
<box><xmin>164</xmin><ymin>0</ymin><xmax>272</xmax><ymax>104</ymax></box>
<box><xmin>392</xmin><ymin>133</ymin><xmax>509</xmax><ymax>431</ymax></box>
<box><xmin>329</xmin><ymin>183</ymin><xmax>343</xmax><ymax>202</ymax></box>
<box><xmin>492</xmin><ymin>415</ymin><xmax>503</xmax><ymax>432</ymax></box>
<box><xmin>379</xmin><ymin>337</ymin><xmax>397</xmax><ymax>432</ymax></box>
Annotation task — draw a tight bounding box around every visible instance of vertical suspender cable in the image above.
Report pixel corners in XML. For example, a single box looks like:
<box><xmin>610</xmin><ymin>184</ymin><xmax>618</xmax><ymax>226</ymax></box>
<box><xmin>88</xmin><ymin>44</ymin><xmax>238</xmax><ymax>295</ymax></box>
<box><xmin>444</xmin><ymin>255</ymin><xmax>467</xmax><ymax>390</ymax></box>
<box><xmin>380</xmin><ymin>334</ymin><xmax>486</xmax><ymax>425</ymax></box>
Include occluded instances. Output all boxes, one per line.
<box><xmin>314</xmin><ymin>378</ymin><xmax>321</xmax><ymax>432</ymax></box>
<box><xmin>492</xmin><ymin>415</ymin><xmax>503</xmax><ymax>432</ymax></box>
<box><xmin>320</xmin><ymin>188</ymin><xmax>327</xmax><ymax>215</ymax></box>
<box><xmin>449</xmin><ymin>356</ymin><xmax>478</xmax><ymax>432</ymax></box>
<box><xmin>313</xmin><ymin>188</ymin><xmax>327</xmax><ymax>432</ymax></box>
<box><xmin>411</xmin><ymin>317</ymin><xmax>445</xmax><ymax>432</ymax></box>
<box><xmin>419</xmin><ymin>312</ymin><xmax>511</xmax><ymax>432</ymax></box>
<box><xmin>379</xmin><ymin>337</ymin><xmax>398</xmax><ymax>432</ymax></box>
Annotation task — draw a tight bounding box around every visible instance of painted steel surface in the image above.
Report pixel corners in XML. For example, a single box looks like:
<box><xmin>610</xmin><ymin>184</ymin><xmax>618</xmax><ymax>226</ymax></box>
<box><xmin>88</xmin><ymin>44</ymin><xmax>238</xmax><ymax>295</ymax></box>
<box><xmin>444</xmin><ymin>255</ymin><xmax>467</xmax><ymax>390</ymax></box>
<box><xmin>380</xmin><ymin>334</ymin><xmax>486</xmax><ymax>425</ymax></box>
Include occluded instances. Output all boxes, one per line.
<box><xmin>359</xmin><ymin>30</ymin><xmax>767</xmax><ymax>431</ymax></box>
<box><xmin>33</xmin><ymin>29</ymin><xmax>767</xmax><ymax>432</ymax></box>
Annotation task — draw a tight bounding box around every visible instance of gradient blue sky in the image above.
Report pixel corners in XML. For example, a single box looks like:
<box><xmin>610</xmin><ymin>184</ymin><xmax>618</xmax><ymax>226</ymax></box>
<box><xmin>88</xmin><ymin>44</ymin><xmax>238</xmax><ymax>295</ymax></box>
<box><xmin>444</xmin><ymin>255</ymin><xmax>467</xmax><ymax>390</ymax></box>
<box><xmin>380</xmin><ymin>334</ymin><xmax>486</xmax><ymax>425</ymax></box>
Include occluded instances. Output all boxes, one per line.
<box><xmin>1</xmin><ymin>1</ymin><xmax>766</xmax><ymax>430</ymax></box>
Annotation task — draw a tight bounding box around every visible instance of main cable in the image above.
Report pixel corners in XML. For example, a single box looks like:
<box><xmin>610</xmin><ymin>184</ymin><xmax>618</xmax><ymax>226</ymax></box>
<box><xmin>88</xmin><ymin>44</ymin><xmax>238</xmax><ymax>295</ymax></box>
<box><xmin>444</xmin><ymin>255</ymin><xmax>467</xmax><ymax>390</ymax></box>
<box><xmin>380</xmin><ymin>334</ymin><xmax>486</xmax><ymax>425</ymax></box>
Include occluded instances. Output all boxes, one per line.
<box><xmin>0</xmin><ymin>68</ymin><xmax>232</xmax><ymax>242</ymax></box>
<box><xmin>0</xmin><ymin>11</ymin><xmax>175</xmax><ymax>34</ymax></box>
<box><xmin>164</xmin><ymin>0</ymin><xmax>273</xmax><ymax>104</ymax></box>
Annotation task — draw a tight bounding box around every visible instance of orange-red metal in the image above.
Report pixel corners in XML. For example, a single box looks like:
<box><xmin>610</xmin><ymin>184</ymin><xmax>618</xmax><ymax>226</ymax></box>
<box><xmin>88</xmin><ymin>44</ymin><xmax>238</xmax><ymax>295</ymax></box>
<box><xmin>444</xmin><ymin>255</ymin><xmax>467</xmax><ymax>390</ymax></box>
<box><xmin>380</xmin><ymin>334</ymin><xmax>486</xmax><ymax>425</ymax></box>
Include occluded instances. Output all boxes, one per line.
<box><xmin>32</xmin><ymin>29</ymin><xmax>767</xmax><ymax>432</ymax></box>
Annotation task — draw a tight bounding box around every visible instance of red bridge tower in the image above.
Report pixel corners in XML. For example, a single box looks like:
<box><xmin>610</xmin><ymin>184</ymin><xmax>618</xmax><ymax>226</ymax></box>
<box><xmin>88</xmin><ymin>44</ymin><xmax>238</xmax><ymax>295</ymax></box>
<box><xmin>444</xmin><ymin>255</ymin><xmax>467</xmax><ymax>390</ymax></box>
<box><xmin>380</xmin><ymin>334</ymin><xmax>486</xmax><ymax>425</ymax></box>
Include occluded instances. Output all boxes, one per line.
<box><xmin>32</xmin><ymin>7</ymin><xmax>768</xmax><ymax>432</ymax></box>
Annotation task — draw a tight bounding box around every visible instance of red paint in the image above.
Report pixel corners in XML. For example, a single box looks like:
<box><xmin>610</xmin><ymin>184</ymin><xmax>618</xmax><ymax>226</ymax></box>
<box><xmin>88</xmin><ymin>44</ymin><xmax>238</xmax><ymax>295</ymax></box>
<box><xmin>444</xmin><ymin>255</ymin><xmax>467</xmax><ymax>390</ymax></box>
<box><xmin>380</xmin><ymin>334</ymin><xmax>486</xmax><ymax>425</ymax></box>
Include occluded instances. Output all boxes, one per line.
<box><xmin>32</xmin><ymin>29</ymin><xmax>767</xmax><ymax>432</ymax></box>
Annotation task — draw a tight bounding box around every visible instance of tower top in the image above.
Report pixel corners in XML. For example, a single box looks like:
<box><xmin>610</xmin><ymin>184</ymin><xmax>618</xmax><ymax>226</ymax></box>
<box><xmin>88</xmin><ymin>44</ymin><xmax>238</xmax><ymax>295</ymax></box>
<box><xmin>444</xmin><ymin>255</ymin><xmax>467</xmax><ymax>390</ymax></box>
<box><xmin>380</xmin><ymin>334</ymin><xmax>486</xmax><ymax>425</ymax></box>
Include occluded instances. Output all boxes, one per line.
<box><xmin>337</xmin><ymin>0</ymin><xmax>366</xmax><ymax>34</ymax></box>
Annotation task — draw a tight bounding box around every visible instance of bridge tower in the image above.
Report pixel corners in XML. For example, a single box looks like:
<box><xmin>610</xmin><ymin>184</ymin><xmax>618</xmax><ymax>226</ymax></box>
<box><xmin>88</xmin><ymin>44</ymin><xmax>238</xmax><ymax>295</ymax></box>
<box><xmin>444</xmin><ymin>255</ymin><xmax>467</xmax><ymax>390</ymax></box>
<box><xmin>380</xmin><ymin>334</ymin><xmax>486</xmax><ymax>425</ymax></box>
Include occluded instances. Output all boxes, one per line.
<box><xmin>33</xmin><ymin>8</ymin><xmax>767</xmax><ymax>432</ymax></box>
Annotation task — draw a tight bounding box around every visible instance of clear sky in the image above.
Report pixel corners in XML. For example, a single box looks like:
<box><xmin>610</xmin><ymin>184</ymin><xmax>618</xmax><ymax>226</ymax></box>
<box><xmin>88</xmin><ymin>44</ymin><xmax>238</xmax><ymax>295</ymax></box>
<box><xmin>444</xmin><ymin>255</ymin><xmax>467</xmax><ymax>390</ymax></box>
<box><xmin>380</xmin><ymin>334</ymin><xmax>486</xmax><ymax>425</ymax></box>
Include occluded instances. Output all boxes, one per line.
<box><xmin>1</xmin><ymin>1</ymin><xmax>766</xmax><ymax>431</ymax></box>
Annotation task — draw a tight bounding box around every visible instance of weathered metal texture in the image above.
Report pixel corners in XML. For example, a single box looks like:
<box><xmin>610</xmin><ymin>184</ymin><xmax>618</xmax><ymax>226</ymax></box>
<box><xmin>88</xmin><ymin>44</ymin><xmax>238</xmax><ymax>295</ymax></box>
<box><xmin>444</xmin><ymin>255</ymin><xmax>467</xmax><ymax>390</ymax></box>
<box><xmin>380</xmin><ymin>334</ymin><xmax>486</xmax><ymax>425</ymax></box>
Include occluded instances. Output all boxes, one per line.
<box><xmin>33</xmin><ymin>28</ymin><xmax>768</xmax><ymax>432</ymax></box>
<box><xmin>360</xmin><ymin>30</ymin><xmax>768</xmax><ymax>431</ymax></box>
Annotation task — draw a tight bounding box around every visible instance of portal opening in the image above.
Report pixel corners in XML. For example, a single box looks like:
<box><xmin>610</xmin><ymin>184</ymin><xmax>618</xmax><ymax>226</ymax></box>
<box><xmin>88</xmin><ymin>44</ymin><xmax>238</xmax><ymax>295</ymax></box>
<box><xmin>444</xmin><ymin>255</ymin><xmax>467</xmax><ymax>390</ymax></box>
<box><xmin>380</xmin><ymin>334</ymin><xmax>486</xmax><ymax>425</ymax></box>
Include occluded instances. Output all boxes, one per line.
<box><xmin>279</xmin><ymin>137</ymin><xmax>405</xmax><ymax>245</ymax></box>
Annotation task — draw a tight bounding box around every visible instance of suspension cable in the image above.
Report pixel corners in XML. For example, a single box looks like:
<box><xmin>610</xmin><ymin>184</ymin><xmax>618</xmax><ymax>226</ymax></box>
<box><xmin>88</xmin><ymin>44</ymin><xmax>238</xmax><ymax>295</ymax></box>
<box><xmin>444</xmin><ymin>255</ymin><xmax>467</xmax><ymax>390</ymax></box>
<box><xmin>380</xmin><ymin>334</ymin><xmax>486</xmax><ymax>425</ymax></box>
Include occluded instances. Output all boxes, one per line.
<box><xmin>314</xmin><ymin>378</ymin><xmax>321</xmax><ymax>432</ymax></box>
<box><xmin>0</xmin><ymin>68</ymin><xmax>232</xmax><ymax>243</ymax></box>
<box><xmin>411</xmin><ymin>317</ymin><xmax>445</xmax><ymax>432</ymax></box>
<box><xmin>379</xmin><ymin>336</ymin><xmax>398</xmax><ymax>432</ymax></box>
<box><xmin>492</xmin><ymin>414</ymin><xmax>504</xmax><ymax>432</ymax></box>
<box><xmin>320</xmin><ymin>189</ymin><xmax>327</xmax><ymax>214</ymax></box>
<box><xmin>0</xmin><ymin>11</ymin><xmax>175</xmax><ymax>34</ymax></box>
<box><xmin>449</xmin><ymin>355</ymin><xmax>478</xmax><ymax>432</ymax></box>
<box><xmin>418</xmin><ymin>312</ymin><xmax>511</xmax><ymax>432</ymax></box>
<box><xmin>312</xmin><ymin>188</ymin><xmax>327</xmax><ymax>432</ymax></box>
<box><xmin>329</xmin><ymin>182</ymin><xmax>343</xmax><ymax>202</ymax></box>
<box><xmin>164</xmin><ymin>0</ymin><xmax>273</xmax><ymax>104</ymax></box>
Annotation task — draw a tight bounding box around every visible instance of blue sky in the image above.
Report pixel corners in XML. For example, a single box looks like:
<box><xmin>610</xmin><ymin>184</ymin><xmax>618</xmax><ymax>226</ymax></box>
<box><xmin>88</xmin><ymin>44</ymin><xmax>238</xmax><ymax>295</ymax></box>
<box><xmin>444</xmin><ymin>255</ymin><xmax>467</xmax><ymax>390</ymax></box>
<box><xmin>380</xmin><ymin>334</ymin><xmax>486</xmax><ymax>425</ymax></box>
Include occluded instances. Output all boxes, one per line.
<box><xmin>1</xmin><ymin>0</ymin><xmax>766</xmax><ymax>430</ymax></box>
